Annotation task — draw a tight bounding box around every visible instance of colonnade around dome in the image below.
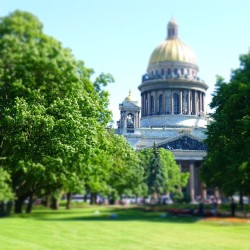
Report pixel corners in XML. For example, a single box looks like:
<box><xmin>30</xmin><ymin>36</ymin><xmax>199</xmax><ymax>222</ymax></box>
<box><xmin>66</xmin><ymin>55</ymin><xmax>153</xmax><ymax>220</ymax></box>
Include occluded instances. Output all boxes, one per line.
<box><xmin>140</xmin><ymin>88</ymin><xmax>206</xmax><ymax>117</ymax></box>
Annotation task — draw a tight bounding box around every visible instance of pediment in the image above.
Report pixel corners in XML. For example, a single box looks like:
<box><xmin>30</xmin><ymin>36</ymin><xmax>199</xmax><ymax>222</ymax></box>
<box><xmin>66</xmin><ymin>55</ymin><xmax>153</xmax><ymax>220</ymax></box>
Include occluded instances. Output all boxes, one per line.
<box><xmin>157</xmin><ymin>135</ymin><xmax>207</xmax><ymax>151</ymax></box>
<box><xmin>120</xmin><ymin>101</ymin><xmax>140</xmax><ymax>110</ymax></box>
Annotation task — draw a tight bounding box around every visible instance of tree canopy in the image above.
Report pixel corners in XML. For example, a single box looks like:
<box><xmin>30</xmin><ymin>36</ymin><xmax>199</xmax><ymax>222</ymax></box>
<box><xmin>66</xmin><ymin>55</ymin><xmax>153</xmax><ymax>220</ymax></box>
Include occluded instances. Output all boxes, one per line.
<box><xmin>201</xmin><ymin>51</ymin><xmax>250</xmax><ymax>196</ymax></box>
<box><xmin>0</xmin><ymin>10</ymin><xmax>113</xmax><ymax>213</ymax></box>
<box><xmin>138</xmin><ymin>145</ymin><xmax>189</xmax><ymax>200</ymax></box>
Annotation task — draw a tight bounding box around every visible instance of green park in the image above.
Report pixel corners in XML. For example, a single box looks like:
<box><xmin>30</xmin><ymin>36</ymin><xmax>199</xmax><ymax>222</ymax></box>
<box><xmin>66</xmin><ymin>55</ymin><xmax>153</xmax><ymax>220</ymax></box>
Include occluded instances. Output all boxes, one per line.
<box><xmin>1</xmin><ymin>4</ymin><xmax>250</xmax><ymax>250</ymax></box>
<box><xmin>1</xmin><ymin>205</ymin><xmax>250</xmax><ymax>250</ymax></box>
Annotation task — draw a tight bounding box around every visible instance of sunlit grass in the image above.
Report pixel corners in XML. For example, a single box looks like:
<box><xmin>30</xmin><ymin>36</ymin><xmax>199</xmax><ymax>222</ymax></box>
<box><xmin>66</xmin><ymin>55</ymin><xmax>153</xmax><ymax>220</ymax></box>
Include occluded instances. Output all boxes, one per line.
<box><xmin>1</xmin><ymin>206</ymin><xmax>250</xmax><ymax>250</ymax></box>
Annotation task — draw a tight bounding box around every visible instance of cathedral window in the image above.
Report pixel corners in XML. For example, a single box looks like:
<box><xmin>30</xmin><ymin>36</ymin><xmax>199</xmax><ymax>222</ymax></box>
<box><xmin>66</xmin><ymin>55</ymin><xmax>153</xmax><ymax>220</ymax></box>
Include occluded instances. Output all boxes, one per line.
<box><xmin>165</xmin><ymin>96</ymin><xmax>171</xmax><ymax>114</ymax></box>
<box><xmin>159</xmin><ymin>94</ymin><xmax>163</xmax><ymax>114</ymax></box>
<box><xmin>126</xmin><ymin>113</ymin><xmax>134</xmax><ymax>133</ymax></box>
<box><xmin>173</xmin><ymin>93</ymin><xmax>179</xmax><ymax>114</ymax></box>
<box><xmin>145</xmin><ymin>96</ymin><xmax>148</xmax><ymax>115</ymax></box>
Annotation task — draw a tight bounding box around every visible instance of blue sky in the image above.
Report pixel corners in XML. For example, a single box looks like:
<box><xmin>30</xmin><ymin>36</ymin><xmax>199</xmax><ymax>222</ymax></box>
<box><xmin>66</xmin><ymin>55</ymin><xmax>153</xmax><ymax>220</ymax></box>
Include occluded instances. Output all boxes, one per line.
<box><xmin>1</xmin><ymin>0</ymin><xmax>250</xmax><ymax>124</ymax></box>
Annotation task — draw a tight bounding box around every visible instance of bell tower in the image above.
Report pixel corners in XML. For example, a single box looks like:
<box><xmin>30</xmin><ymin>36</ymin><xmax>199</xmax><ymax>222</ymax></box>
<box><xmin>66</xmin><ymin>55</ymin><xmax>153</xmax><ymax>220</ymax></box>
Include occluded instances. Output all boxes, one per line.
<box><xmin>118</xmin><ymin>91</ymin><xmax>140</xmax><ymax>134</ymax></box>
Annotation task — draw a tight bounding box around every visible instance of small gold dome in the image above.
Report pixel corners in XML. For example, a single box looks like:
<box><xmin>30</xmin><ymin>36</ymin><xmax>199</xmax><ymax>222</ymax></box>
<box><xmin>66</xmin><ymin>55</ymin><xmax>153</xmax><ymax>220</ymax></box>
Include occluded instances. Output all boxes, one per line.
<box><xmin>148</xmin><ymin>38</ymin><xmax>197</xmax><ymax>66</ymax></box>
<box><xmin>124</xmin><ymin>90</ymin><xmax>132</xmax><ymax>102</ymax></box>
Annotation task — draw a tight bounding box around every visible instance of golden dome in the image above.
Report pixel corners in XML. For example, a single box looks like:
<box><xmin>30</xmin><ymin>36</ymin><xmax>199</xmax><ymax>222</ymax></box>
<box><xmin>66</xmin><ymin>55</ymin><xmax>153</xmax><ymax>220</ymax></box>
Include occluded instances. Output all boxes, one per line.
<box><xmin>148</xmin><ymin>38</ymin><xmax>197</xmax><ymax>65</ymax></box>
<box><xmin>148</xmin><ymin>18</ymin><xmax>197</xmax><ymax>67</ymax></box>
<box><xmin>124</xmin><ymin>90</ymin><xmax>132</xmax><ymax>102</ymax></box>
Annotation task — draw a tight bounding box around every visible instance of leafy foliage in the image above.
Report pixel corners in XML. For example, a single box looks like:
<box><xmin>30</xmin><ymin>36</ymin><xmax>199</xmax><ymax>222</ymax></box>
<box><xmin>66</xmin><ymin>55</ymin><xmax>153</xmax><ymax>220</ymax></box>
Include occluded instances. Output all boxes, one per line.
<box><xmin>0</xmin><ymin>11</ymin><xmax>112</xmax><ymax>212</ymax></box>
<box><xmin>138</xmin><ymin>145</ymin><xmax>189</xmax><ymax>197</ymax></box>
<box><xmin>0</xmin><ymin>168</ymin><xmax>14</xmax><ymax>202</ymax></box>
<box><xmin>202</xmin><ymin>51</ymin><xmax>250</xmax><ymax>196</ymax></box>
<box><xmin>84</xmin><ymin>130</ymin><xmax>146</xmax><ymax>200</ymax></box>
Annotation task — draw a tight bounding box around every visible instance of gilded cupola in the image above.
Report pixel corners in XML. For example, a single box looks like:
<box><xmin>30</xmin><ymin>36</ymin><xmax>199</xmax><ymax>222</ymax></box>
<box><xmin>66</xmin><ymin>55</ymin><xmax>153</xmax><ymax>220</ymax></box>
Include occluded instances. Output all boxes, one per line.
<box><xmin>147</xmin><ymin>18</ymin><xmax>198</xmax><ymax>74</ymax></box>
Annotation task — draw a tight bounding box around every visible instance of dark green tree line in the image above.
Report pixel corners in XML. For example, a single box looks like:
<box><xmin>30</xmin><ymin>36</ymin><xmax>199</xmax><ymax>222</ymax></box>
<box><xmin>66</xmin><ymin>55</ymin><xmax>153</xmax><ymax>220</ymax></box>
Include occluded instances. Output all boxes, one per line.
<box><xmin>202</xmin><ymin>51</ymin><xmax>250</xmax><ymax>198</ymax></box>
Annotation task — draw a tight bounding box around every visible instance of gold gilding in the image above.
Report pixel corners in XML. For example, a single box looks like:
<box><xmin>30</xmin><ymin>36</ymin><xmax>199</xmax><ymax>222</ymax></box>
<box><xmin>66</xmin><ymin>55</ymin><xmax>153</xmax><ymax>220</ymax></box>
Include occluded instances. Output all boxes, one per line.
<box><xmin>124</xmin><ymin>90</ymin><xmax>132</xmax><ymax>101</ymax></box>
<box><xmin>148</xmin><ymin>38</ymin><xmax>197</xmax><ymax>66</ymax></box>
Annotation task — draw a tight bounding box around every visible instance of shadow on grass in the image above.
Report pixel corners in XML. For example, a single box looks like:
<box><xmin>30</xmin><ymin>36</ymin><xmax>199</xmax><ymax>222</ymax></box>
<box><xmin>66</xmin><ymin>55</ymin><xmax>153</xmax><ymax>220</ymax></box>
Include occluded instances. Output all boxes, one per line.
<box><xmin>27</xmin><ymin>206</ymin><xmax>200</xmax><ymax>224</ymax></box>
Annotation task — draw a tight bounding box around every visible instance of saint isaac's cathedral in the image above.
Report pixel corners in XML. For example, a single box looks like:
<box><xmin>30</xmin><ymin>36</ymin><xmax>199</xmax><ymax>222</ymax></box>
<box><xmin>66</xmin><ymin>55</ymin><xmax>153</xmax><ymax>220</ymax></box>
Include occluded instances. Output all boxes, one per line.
<box><xmin>116</xmin><ymin>18</ymin><xmax>211</xmax><ymax>202</ymax></box>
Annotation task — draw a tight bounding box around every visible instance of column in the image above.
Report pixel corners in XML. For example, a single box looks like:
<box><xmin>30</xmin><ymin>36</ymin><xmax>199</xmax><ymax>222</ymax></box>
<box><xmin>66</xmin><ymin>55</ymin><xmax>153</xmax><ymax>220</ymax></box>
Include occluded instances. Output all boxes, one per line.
<box><xmin>179</xmin><ymin>90</ymin><xmax>182</xmax><ymax>114</ymax></box>
<box><xmin>195</xmin><ymin>91</ymin><xmax>198</xmax><ymax>115</ymax></box>
<box><xmin>214</xmin><ymin>188</ymin><xmax>220</xmax><ymax>200</ymax></box>
<box><xmin>143</xmin><ymin>94</ymin><xmax>146</xmax><ymax>117</ymax></box>
<box><xmin>163</xmin><ymin>90</ymin><xmax>166</xmax><ymax>114</ymax></box>
<box><xmin>123</xmin><ymin>111</ymin><xmax>127</xmax><ymax>133</ymax></box>
<box><xmin>137</xmin><ymin>111</ymin><xmax>140</xmax><ymax>127</ymax></box>
<box><xmin>189</xmin><ymin>162</ymin><xmax>195</xmax><ymax>203</ymax></box>
<box><xmin>202</xmin><ymin>183</ymin><xmax>207</xmax><ymax>200</ymax></box>
<box><xmin>202</xmin><ymin>93</ymin><xmax>205</xmax><ymax>112</ymax></box>
<box><xmin>171</xmin><ymin>91</ymin><xmax>174</xmax><ymax>114</ymax></box>
<box><xmin>147</xmin><ymin>92</ymin><xmax>151</xmax><ymax>116</ymax></box>
<box><xmin>141</xmin><ymin>94</ymin><xmax>144</xmax><ymax>117</ymax></box>
<box><xmin>199</xmin><ymin>91</ymin><xmax>202</xmax><ymax>114</ymax></box>
<box><xmin>188</xmin><ymin>90</ymin><xmax>191</xmax><ymax>114</ymax></box>
<box><xmin>155</xmin><ymin>90</ymin><xmax>158</xmax><ymax>114</ymax></box>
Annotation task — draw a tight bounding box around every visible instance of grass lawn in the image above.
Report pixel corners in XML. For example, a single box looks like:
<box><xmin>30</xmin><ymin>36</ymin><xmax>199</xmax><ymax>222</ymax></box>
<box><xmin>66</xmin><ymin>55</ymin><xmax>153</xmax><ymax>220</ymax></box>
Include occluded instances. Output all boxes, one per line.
<box><xmin>1</xmin><ymin>205</ymin><xmax>250</xmax><ymax>250</ymax></box>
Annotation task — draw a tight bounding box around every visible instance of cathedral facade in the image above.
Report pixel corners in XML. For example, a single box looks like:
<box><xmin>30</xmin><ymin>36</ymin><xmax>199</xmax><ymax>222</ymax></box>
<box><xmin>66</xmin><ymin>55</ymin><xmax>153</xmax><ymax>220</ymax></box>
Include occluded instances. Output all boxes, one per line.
<box><xmin>116</xmin><ymin>18</ymin><xmax>209</xmax><ymax>202</ymax></box>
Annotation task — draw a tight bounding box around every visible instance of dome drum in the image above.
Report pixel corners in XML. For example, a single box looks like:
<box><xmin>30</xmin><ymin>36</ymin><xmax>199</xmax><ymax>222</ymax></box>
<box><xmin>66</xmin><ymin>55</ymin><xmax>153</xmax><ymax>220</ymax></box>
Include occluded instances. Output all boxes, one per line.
<box><xmin>147</xmin><ymin>61</ymin><xmax>199</xmax><ymax>79</ymax></box>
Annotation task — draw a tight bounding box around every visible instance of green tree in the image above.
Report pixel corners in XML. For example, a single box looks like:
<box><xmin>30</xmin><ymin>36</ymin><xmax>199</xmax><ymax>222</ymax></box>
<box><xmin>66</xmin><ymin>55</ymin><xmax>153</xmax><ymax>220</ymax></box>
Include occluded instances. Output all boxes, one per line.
<box><xmin>0</xmin><ymin>168</ymin><xmax>14</xmax><ymax>202</ymax></box>
<box><xmin>139</xmin><ymin>145</ymin><xmax>188</xmax><ymax>202</ymax></box>
<box><xmin>84</xmin><ymin>130</ymin><xmax>146</xmax><ymax>204</ymax></box>
<box><xmin>0</xmin><ymin>168</ymin><xmax>14</xmax><ymax>217</ymax></box>
<box><xmin>0</xmin><ymin>11</ymin><xmax>112</xmax><ymax>213</ymax></box>
<box><xmin>202</xmin><ymin>51</ymin><xmax>250</xmax><ymax>198</ymax></box>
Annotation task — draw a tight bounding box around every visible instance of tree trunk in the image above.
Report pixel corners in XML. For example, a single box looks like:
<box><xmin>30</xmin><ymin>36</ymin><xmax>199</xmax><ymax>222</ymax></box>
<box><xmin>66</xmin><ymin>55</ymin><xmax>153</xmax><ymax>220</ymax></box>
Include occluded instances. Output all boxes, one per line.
<box><xmin>66</xmin><ymin>192</ymin><xmax>72</xmax><ymax>209</ymax></box>
<box><xmin>0</xmin><ymin>202</ymin><xmax>4</xmax><ymax>217</ymax></box>
<box><xmin>5</xmin><ymin>201</ymin><xmax>13</xmax><ymax>216</ymax></box>
<box><xmin>51</xmin><ymin>197</ymin><xmax>59</xmax><ymax>210</ymax></box>
<box><xmin>239</xmin><ymin>192</ymin><xmax>244</xmax><ymax>212</ymax></box>
<box><xmin>15</xmin><ymin>195</ymin><xmax>26</xmax><ymax>214</ymax></box>
<box><xmin>90</xmin><ymin>193</ymin><xmax>97</xmax><ymax>205</ymax></box>
<box><xmin>45</xmin><ymin>194</ymin><xmax>51</xmax><ymax>208</ymax></box>
<box><xmin>26</xmin><ymin>192</ymin><xmax>34</xmax><ymax>214</ymax></box>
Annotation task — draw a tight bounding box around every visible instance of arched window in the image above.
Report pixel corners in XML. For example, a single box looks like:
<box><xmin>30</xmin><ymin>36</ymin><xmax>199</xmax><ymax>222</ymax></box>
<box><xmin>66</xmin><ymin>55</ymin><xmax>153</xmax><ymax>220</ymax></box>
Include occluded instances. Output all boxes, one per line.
<box><xmin>173</xmin><ymin>93</ymin><xmax>179</xmax><ymax>114</ymax></box>
<box><xmin>167</xmin><ymin>68</ymin><xmax>171</xmax><ymax>75</ymax></box>
<box><xmin>159</xmin><ymin>94</ymin><xmax>163</xmax><ymax>114</ymax></box>
<box><xmin>150</xmin><ymin>95</ymin><xmax>154</xmax><ymax>115</ymax></box>
<box><xmin>126</xmin><ymin>113</ymin><xmax>134</xmax><ymax>133</ymax></box>
<box><xmin>166</xmin><ymin>96</ymin><xmax>171</xmax><ymax>114</ymax></box>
